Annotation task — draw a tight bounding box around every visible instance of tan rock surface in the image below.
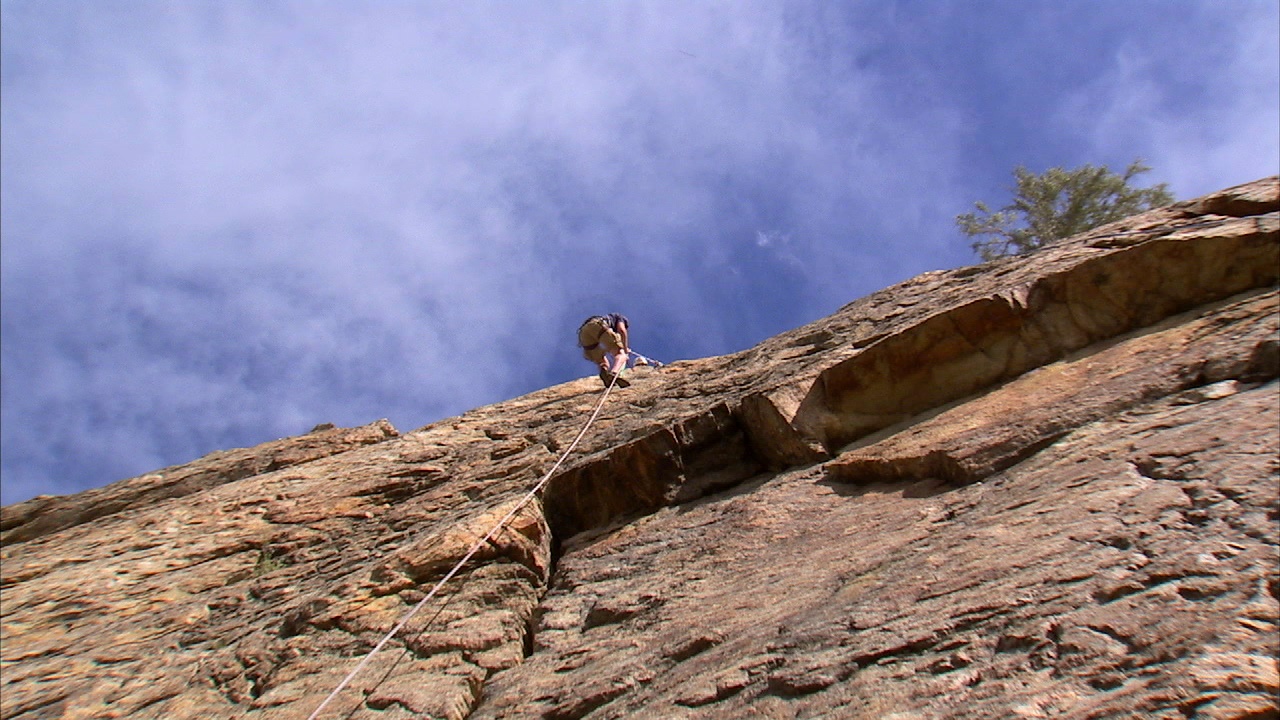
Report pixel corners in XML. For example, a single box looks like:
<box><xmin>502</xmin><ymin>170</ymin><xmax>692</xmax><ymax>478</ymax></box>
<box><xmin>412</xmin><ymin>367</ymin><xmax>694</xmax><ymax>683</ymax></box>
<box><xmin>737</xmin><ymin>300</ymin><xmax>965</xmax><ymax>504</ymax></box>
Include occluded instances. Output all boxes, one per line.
<box><xmin>2</xmin><ymin>177</ymin><xmax>1277</xmax><ymax>720</ymax></box>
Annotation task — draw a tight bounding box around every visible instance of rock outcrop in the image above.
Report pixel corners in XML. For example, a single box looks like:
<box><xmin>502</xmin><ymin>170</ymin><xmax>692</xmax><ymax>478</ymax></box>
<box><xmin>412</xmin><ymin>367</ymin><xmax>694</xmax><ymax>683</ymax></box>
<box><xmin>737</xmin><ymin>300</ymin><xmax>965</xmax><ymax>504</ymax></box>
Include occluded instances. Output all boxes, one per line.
<box><xmin>2</xmin><ymin>177</ymin><xmax>1277</xmax><ymax>720</ymax></box>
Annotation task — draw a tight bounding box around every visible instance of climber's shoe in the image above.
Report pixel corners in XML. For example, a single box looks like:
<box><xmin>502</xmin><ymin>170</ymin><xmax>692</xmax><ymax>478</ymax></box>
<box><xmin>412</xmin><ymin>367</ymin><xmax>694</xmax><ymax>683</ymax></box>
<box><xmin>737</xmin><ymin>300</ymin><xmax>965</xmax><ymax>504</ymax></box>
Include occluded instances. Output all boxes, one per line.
<box><xmin>599</xmin><ymin>369</ymin><xmax>631</xmax><ymax>388</ymax></box>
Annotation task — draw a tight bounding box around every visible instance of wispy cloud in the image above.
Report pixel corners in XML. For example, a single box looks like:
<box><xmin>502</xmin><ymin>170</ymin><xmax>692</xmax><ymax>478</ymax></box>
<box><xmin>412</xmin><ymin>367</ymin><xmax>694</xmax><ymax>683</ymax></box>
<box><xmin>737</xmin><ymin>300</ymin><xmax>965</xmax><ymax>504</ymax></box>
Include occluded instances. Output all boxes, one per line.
<box><xmin>3</xmin><ymin>1</ymin><xmax>1276</xmax><ymax>504</ymax></box>
<box><xmin>1054</xmin><ymin>2</ymin><xmax>1280</xmax><ymax>195</ymax></box>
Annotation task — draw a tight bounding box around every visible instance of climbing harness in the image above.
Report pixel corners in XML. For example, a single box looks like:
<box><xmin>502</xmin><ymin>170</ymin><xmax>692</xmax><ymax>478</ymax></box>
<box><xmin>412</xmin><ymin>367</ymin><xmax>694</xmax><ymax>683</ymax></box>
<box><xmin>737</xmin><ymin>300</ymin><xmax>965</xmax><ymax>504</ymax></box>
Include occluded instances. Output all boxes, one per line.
<box><xmin>307</xmin><ymin>371</ymin><xmax>623</xmax><ymax>719</ymax></box>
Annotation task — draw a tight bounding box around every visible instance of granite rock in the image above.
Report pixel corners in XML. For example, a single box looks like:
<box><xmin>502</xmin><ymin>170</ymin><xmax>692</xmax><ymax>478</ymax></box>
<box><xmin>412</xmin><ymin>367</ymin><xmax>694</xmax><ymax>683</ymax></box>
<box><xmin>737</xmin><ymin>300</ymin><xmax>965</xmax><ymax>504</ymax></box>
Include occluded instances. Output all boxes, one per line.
<box><xmin>2</xmin><ymin>177</ymin><xmax>1277</xmax><ymax>720</ymax></box>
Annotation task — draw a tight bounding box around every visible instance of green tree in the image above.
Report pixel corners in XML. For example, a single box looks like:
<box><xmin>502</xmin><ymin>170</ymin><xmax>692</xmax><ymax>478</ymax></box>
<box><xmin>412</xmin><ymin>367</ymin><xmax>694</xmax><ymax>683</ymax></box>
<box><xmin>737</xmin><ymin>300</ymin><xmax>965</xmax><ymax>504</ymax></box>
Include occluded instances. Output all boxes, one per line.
<box><xmin>957</xmin><ymin>159</ymin><xmax>1174</xmax><ymax>261</ymax></box>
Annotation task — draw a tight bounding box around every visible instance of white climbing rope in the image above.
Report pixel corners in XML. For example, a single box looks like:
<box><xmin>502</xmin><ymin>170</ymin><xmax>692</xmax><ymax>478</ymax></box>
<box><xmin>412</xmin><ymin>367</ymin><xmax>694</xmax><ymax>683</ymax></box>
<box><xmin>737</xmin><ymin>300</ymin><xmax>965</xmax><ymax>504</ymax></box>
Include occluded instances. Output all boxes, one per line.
<box><xmin>307</xmin><ymin>372</ymin><xmax>622</xmax><ymax>720</ymax></box>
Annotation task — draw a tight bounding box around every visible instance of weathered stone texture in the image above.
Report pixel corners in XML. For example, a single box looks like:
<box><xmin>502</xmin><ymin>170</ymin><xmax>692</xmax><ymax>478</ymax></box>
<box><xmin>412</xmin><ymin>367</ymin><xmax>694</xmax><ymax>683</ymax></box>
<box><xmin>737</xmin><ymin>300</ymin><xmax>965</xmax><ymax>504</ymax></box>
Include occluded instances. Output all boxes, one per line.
<box><xmin>2</xmin><ymin>176</ymin><xmax>1277</xmax><ymax>720</ymax></box>
<box><xmin>1</xmin><ymin>420</ymin><xmax>400</xmax><ymax>545</ymax></box>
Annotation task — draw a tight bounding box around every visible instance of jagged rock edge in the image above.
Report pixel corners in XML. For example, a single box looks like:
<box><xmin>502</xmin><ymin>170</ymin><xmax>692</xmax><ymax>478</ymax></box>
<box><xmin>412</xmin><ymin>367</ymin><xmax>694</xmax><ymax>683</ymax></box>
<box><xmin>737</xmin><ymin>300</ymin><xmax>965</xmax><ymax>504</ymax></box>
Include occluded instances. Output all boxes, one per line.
<box><xmin>0</xmin><ymin>420</ymin><xmax>401</xmax><ymax>545</ymax></box>
<box><xmin>1</xmin><ymin>179</ymin><xmax>1275</xmax><ymax>720</ymax></box>
<box><xmin>541</xmin><ymin>210</ymin><xmax>1278</xmax><ymax>545</ymax></box>
<box><xmin>505</xmin><ymin>196</ymin><xmax>1278</xmax><ymax>718</ymax></box>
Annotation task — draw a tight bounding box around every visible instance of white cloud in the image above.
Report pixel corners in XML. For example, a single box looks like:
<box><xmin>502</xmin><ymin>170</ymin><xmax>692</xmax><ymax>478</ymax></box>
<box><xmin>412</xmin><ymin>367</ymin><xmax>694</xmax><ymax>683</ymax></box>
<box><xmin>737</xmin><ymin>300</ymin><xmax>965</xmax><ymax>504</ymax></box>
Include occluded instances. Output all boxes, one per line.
<box><xmin>1054</xmin><ymin>2</ymin><xmax>1279</xmax><ymax>195</ymax></box>
<box><xmin>3</xmin><ymin>1</ymin><xmax>1276</xmax><ymax>503</ymax></box>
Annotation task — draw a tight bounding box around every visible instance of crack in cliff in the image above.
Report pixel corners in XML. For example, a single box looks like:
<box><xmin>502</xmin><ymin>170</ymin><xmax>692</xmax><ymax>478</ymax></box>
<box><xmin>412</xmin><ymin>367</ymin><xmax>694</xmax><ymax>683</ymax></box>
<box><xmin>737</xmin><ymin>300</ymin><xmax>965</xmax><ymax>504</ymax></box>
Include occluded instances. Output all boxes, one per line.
<box><xmin>468</xmin><ymin>192</ymin><xmax>1278</xmax><ymax>719</ymax></box>
<box><xmin>541</xmin><ymin>402</ymin><xmax>765</xmax><ymax>541</ymax></box>
<box><xmin>5</xmin><ymin>180</ymin><xmax>1277</xmax><ymax>720</ymax></box>
<box><xmin>502</xmin><ymin>207</ymin><xmax>1278</xmax><ymax>714</ymax></box>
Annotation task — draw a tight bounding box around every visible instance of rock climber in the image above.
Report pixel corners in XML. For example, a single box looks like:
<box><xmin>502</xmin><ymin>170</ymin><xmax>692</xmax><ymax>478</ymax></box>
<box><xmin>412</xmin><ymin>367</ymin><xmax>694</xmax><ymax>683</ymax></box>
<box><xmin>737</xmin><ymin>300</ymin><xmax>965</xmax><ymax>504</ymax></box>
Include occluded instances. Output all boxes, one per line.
<box><xmin>578</xmin><ymin>313</ymin><xmax>631</xmax><ymax>387</ymax></box>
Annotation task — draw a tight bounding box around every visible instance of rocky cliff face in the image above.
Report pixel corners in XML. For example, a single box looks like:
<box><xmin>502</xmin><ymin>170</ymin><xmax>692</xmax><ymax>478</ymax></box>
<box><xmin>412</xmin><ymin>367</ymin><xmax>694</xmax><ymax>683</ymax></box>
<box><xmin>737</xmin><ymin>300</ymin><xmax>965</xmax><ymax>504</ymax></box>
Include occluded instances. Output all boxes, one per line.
<box><xmin>3</xmin><ymin>177</ymin><xmax>1277</xmax><ymax>720</ymax></box>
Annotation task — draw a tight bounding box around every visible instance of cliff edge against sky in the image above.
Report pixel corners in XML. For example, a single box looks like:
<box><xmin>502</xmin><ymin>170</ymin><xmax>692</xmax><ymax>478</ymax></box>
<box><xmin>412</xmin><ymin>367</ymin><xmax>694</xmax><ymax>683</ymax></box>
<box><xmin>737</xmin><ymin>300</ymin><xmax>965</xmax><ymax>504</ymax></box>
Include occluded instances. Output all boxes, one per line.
<box><xmin>2</xmin><ymin>177</ymin><xmax>1278</xmax><ymax>720</ymax></box>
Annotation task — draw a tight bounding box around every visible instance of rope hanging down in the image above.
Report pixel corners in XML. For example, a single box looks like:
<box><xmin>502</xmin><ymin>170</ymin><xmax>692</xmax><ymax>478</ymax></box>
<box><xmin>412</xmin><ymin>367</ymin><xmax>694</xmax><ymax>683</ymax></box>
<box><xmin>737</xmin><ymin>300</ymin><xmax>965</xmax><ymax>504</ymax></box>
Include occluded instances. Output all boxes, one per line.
<box><xmin>308</xmin><ymin>372</ymin><xmax>623</xmax><ymax>720</ymax></box>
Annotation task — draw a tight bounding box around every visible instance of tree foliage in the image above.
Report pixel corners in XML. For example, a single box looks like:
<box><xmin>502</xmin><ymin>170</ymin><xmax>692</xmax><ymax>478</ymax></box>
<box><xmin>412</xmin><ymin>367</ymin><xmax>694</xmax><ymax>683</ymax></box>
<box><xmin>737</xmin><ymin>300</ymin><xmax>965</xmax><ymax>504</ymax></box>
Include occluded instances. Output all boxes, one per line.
<box><xmin>957</xmin><ymin>159</ymin><xmax>1175</xmax><ymax>261</ymax></box>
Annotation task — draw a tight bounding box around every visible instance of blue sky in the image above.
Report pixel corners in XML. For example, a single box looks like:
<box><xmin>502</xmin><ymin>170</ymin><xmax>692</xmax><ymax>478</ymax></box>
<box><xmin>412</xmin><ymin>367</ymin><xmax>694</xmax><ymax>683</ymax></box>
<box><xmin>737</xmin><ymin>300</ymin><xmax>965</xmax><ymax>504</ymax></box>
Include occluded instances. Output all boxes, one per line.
<box><xmin>3</xmin><ymin>0</ymin><xmax>1278</xmax><ymax>505</ymax></box>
